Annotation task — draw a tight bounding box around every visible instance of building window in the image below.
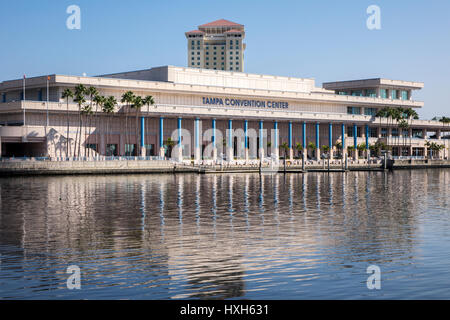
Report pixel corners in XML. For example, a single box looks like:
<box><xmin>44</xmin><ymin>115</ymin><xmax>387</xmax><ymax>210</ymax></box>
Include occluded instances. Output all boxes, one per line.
<box><xmin>391</xmin><ymin>128</ymin><xmax>399</xmax><ymax>137</ymax></box>
<box><xmin>125</xmin><ymin>144</ymin><xmax>136</xmax><ymax>156</ymax></box>
<box><xmin>338</xmin><ymin>91</ymin><xmax>348</xmax><ymax>95</ymax></box>
<box><xmin>230</xmin><ymin>67</ymin><xmax>233</xmax><ymax>70</ymax></box>
<box><xmin>197</xmin><ymin>57</ymin><xmax>200</xmax><ymax>60</ymax></box>
<box><xmin>206</xmin><ymin>62</ymin><xmax>209</xmax><ymax>65</ymax></box>
<box><xmin>106</xmin><ymin>144</ymin><xmax>118</xmax><ymax>156</ymax></box>
<box><xmin>213</xmin><ymin>57</ymin><xmax>216</xmax><ymax>60</ymax></box>
<box><xmin>197</xmin><ymin>41</ymin><xmax>200</xmax><ymax>45</ymax></box>
<box><xmin>347</xmin><ymin>106</ymin><xmax>361</xmax><ymax>115</ymax></box>
<box><xmin>214</xmin><ymin>51</ymin><xmax>216</xmax><ymax>55</ymax></box>
<box><xmin>38</xmin><ymin>90</ymin><xmax>43</xmax><ymax>101</ymax></box>
<box><xmin>197</xmin><ymin>62</ymin><xmax>200</xmax><ymax>65</ymax></box>
<box><xmin>351</xmin><ymin>91</ymin><xmax>363</xmax><ymax>97</ymax></box>
<box><xmin>236</xmin><ymin>40</ymin><xmax>239</xmax><ymax>45</ymax></box>
<box><xmin>236</xmin><ymin>62</ymin><xmax>239</xmax><ymax>65</ymax></box>
<box><xmin>1</xmin><ymin>93</ymin><xmax>5</xmax><ymax>103</ymax></box>
<box><xmin>366</xmin><ymin>89</ymin><xmax>377</xmax><ymax>97</ymax></box>
<box><xmin>230</xmin><ymin>62</ymin><xmax>233</xmax><ymax>65</ymax></box>
<box><xmin>191</xmin><ymin>57</ymin><xmax>194</xmax><ymax>60</ymax></box>
<box><xmin>381</xmin><ymin>128</ymin><xmax>388</xmax><ymax>138</ymax></box>
<box><xmin>191</xmin><ymin>41</ymin><xmax>194</xmax><ymax>45</ymax></box>
<box><xmin>364</xmin><ymin>108</ymin><xmax>377</xmax><ymax>116</ymax></box>
<box><xmin>369</xmin><ymin>127</ymin><xmax>378</xmax><ymax>138</ymax></box>
<box><xmin>391</xmin><ymin>89</ymin><xmax>398</xmax><ymax>99</ymax></box>
<box><xmin>402</xmin><ymin>129</ymin><xmax>409</xmax><ymax>138</ymax></box>
<box><xmin>380</xmin><ymin>89</ymin><xmax>388</xmax><ymax>99</ymax></box>
<box><xmin>206</xmin><ymin>57</ymin><xmax>209</xmax><ymax>60</ymax></box>
<box><xmin>197</xmin><ymin>51</ymin><xmax>200</xmax><ymax>55</ymax></box>
<box><xmin>230</xmin><ymin>56</ymin><xmax>233</xmax><ymax>60</ymax></box>
<box><xmin>230</xmin><ymin>40</ymin><xmax>233</xmax><ymax>45</ymax></box>
<box><xmin>347</xmin><ymin>127</ymin><xmax>354</xmax><ymax>137</ymax></box>
<box><xmin>412</xmin><ymin>129</ymin><xmax>423</xmax><ymax>138</ymax></box>
<box><xmin>192</xmin><ymin>63</ymin><xmax>195</xmax><ymax>66</ymax></box>
<box><xmin>206</xmin><ymin>52</ymin><xmax>209</xmax><ymax>55</ymax></box>
<box><xmin>401</xmin><ymin>90</ymin><xmax>408</xmax><ymax>100</ymax></box>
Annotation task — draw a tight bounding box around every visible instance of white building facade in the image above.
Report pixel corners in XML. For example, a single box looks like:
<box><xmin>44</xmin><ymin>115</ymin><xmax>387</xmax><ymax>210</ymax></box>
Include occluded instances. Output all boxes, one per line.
<box><xmin>0</xmin><ymin>66</ymin><xmax>448</xmax><ymax>161</ymax></box>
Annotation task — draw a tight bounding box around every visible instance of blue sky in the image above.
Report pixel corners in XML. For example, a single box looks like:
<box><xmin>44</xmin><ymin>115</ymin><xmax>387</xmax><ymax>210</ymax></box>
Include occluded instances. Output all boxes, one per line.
<box><xmin>1</xmin><ymin>0</ymin><xmax>449</xmax><ymax>119</ymax></box>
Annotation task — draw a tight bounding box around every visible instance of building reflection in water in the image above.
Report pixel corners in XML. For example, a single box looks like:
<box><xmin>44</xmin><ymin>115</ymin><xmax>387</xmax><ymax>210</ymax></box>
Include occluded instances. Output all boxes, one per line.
<box><xmin>1</xmin><ymin>170</ymin><xmax>448</xmax><ymax>299</ymax></box>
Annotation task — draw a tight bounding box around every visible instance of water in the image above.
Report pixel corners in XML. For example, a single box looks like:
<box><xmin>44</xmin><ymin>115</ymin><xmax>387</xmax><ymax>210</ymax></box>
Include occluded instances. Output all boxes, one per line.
<box><xmin>0</xmin><ymin>170</ymin><xmax>450</xmax><ymax>300</ymax></box>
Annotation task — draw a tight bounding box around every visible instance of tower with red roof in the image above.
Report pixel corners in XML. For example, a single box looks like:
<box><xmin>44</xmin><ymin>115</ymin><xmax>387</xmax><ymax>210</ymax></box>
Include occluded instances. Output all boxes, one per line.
<box><xmin>185</xmin><ymin>19</ymin><xmax>245</xmax><ymax>72</ymax></box>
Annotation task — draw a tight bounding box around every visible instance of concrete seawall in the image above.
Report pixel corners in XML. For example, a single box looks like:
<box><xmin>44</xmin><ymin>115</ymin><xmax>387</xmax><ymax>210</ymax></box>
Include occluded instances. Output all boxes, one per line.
<box><xmin>0</xmin><ymin>159</ymin><xmax>449</xmax><ymax>176</ymax></box>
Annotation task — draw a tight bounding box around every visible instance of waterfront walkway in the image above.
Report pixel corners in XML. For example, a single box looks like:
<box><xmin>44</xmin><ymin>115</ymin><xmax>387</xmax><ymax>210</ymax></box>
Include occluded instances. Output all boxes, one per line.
<box><xmin>0</xmin><ymin>156</ymin><xmax>449</xmax><ymax>176</ymax></box>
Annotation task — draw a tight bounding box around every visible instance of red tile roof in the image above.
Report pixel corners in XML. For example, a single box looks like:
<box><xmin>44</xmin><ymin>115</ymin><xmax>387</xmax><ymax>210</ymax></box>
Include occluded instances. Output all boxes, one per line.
<box><xmin>199</xmin><ymin>19</ymin><xmax>243</xmax><ymax>28</ymax></box>
<box><xmin>224</xmin><ymin>29</ymin><xmax>244</xmax><ymax>34</ymax></box>
<box><xmin>185</xmin><ymin>30</ymin><xmax>205</xmax><ymax>34</ymax></box>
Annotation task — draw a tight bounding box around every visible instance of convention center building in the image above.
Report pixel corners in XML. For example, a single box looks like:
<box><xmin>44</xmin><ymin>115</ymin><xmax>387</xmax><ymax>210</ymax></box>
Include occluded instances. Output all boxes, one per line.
<box><xmin>0</xmin><ymin>65</ymin><xmax>448</xmax><ymax>161</ymax></box>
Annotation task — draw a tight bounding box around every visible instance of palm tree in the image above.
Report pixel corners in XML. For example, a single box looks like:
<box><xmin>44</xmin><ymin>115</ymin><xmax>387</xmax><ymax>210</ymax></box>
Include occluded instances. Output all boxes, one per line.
<box><xmin>143</xmin><ymin>95</ymin><xmax>155</xmax><ymax>155</ymax></box>
<box><xmin>376</xmin><ymin>107</ymin><xmax>389</xmax><ymax>135</ymax></box>
<box><xmin>61</xmin><ymin>88</ymin><xmax>73</xmax><ymax>158</ymax></box>
<box><xmin>335</xmin><ymin>141</ymin><xmax>343</xmax><ymax>159</ymax></box>
<box><xmin>398</xmin><ymin>119</ymin><xmax>409</xmax><ymax>155</ymax></box>
<box><xmin>73</xmin><ymin>84</ymin><xmax>87</xmax><ymax>157</ymax></box>
<box><xmin>133</xmin><ymin>96</ymin><xmax>144</xmax><ymax>156</ymax></box>
<box><xmin>403</xmin><ymin>108</ymin><xmax>418</xmax><ymax>154</ymax></box>
<box><xmin>81</xmin><ymin>104</ymin><xmax>93</xmax><ymax>157</ymax></box>
<box><xmin>85</xmin><ymin>87</ymin><xmax>98</xmax><ymax>157</ymax></box>
<box><xmin>280</xmin><ymin>142</ymin><xmax>289</xmax><ymax>173</ymax></box>
<box><xmin>165</xmin><ymin>138</ymin><xmax>175</xmax><ymax>158</ymax></box>
<box><xmin>93</xmin><ymin>94</ymin><xmax>105</xmax><ymax>156</ymax></box>
<box><xmin>103</xmin><ymin>96</ymin><xmax>116</xmax><ymax>156</ymax></box>
<box><xmin>347</xmin><ymin>145</ymin><xmax>355</xmax><ymax>159</ymax></box>
<box><xmin>308</xmin><ymin>142</ymin><xmax>316</xmax><ymax>159</ymax></box>
<box><xmin>121</xmin><ymin>91</ymin><xmax>135</xmax><ymax>156</ymax></box>
<box><xmin>357</xmin><ymin>143</ymin><xmax>366</xmax><ymax>158</ymax></box>
<box><xmin>295</xmin><ymin>142</ymin><xmax>303</xmax><ymax>158</ymax></box>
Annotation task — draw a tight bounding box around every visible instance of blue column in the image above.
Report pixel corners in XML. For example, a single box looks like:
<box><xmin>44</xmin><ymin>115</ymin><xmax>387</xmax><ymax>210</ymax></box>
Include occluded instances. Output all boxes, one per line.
<box><xmin>228</xmin><ymin>119</ymin><xmax>233</xmax><ymax>147</ymax></box>
<box><xmin>288</xmin><ymin>121</ymin><xmax>293</xmax><ymax>149</ymax></box>
<box><xmin>274</xmin><ymin>121</ymin><xmax>278</xmax><ymax>149</ymax></box>
<box><xmin>365</xmin><ymin>124</ymin><xmax>369</xmax><ymax>149</ymax></box>
<box><xmin>353</xmin><ymin>124</ymin><xmax>358</xmax><ymax>148</ymax></box>
<box><xmin>259</xmin><ymin>120</ymin><xmax>264</xmax><ymax>149</ymax></box>
<box><xmin>244</xmin><ymin>119</ymin><xmax>248</xmax><ymax>149</ymax></box>
<box><xmin>302</xmin><ymin>122</ymin><xmax>307</xmax><ymax>149</ymax></box>
<box><xmin>177</xmin><ymin>117</ymin><xmax>182</xmax><ymax>146</ymax></box>
<box><xmin>315</xmin><ymin>123</ymin><xmax>320</xmax><ymax>148</ymax></box>
<box><xmin>342</xmin><ymin>123</ymin><xmax>346</xmax><ymax>149</ymax></box>
<box><xmin>140</xmin><ymin>117</ymin><xmax>145</xmax><ymax>148</ymax></box>
<box><xmin>328</xmin><ymin>123</ymin><xmax>333</xmax><ymax>148</ymax></box>
<box><xmin>212</xmin><ymin>119</ymin><xmax>216</xmax><ymax>148</ymax></box>
<box><xmin>195</xmin><ymin>118</ymin><xmax>200</xmax><ymax>150</ymax></box>
<box><xmin>159</xmin><ymin>117</ymin><xmax>164</xmax><ymax>149</ymax></box>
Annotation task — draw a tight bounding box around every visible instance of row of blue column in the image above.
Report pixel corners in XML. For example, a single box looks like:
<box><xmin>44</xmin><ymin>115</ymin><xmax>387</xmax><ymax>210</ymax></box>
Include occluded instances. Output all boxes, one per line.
<box><xmin>142</xmin><ymin>117</ymin><xmax>371</xmax><ymax>152</ymax></box>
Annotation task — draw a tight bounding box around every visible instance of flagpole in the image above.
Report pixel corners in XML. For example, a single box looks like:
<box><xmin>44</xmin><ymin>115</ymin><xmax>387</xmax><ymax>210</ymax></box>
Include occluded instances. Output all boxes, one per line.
<box><xmin>23</xmin><ymin>75</ymin><xmax>26</xmax><ymax>126</ymax></box>
<box><xmin>46</xmin><ymin>76</ymin><xmax>49</xmax><ymax>127</ymax></box>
